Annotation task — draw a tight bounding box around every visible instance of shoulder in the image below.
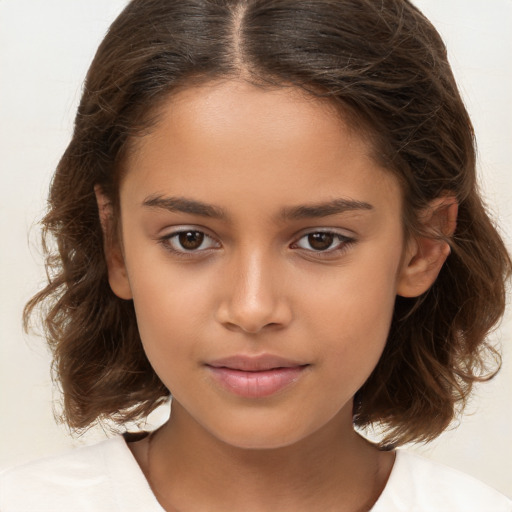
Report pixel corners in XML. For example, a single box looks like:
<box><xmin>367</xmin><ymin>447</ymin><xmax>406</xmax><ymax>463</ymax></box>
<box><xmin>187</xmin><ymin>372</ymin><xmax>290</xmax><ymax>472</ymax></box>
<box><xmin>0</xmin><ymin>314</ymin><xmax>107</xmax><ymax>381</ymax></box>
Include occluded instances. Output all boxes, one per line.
<box><xmin>0</xmin><ymin>435</ymin><xmax>162</xmax><ymax>512</ymax></box>
<box><xmin>373</xmin><ymin>450</ymin><xmax>512</xmax><ymax>512</ymax></box>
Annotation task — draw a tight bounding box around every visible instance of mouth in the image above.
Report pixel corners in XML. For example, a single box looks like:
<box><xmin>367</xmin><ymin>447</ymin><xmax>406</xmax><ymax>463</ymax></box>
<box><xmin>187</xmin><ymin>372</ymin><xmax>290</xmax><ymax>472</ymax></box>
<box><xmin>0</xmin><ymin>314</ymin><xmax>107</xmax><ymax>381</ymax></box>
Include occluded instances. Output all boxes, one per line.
<box><xmin>205</xmin><ymin>354</ymin><xmax>310</xmax><ymax>398</ymax></box>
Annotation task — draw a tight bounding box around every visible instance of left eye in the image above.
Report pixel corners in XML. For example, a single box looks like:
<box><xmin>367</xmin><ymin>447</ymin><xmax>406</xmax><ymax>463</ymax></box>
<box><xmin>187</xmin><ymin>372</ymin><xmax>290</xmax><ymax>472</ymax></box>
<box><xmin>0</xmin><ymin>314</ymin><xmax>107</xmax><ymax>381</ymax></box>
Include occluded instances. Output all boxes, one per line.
<box><xmin>162</xmin><ymin>230</ymin><xmax>219</xmax><ymax>252</ymax></box>
<box><xmin>294</xmin><ymin>232</ymin><xmax>351</xmax><ymax>252</ymax></box>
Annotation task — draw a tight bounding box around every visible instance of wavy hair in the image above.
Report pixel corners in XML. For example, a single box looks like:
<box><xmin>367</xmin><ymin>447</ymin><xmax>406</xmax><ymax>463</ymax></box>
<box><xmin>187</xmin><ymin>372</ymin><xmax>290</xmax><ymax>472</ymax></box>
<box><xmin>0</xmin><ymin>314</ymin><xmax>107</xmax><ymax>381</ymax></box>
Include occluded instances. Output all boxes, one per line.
<box><xmin>24</xmin><ymin>0</ymin><xmax>511</xmax><ymax>446</ymax></box>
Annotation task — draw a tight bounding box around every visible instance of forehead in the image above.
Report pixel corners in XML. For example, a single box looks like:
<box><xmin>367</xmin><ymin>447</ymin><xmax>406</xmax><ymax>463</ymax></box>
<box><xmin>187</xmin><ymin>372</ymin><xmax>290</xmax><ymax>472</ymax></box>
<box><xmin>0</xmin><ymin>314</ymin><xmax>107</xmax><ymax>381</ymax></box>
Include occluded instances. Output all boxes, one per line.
<box><xmin>121</xmin><ymin>79</ymin><xmax>401</xmax><ymax>220</ymax></box>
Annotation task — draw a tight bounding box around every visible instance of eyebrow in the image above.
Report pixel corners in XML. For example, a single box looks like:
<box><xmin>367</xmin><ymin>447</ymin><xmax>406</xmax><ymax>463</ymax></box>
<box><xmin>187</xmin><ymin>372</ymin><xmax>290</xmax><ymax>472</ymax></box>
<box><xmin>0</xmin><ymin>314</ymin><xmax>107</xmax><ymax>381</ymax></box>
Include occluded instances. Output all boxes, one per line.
<box><xmin>142</xmin><ymin>195</ymin><xmax>374</xmax><ymax>221</ymax></box>
<box><xmin>143</xmin><ymin>195</ymin><xmax>226</xmax><ymax>218</ymax></box>
<box><xmin>280</xmin><ymin>198</ymin><xmax>373</xmax><ymax>220</ymax></box>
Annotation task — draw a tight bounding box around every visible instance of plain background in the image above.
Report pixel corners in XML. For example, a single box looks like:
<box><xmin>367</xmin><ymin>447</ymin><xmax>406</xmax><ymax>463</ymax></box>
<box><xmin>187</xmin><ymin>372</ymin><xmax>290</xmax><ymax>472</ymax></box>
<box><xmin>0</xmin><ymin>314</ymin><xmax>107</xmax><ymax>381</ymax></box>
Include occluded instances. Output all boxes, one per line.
<box><xmin>1</xmin><ymin>0</ymin><xmax>511</xmax><ymax>498</ymax></box>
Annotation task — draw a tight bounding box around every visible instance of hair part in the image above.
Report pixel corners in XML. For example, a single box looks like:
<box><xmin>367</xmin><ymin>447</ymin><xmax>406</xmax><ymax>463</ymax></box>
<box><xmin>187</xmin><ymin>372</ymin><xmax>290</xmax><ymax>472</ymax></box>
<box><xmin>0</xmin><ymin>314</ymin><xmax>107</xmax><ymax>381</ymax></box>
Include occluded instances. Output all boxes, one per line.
<box><xmin>25</xmin><ymin>0</ymin><xmax>511</xmax><ymax>446</ymax></box>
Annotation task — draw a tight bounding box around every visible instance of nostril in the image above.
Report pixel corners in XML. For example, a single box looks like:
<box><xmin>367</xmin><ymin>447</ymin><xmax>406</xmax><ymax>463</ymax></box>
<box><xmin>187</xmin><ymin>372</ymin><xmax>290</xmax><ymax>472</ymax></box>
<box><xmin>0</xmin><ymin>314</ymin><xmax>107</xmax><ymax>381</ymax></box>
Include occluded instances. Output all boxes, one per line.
<box><xmin>214</xmin><ymin>286</ymin><xmax>293</xmax><ymax>333</ymax></box>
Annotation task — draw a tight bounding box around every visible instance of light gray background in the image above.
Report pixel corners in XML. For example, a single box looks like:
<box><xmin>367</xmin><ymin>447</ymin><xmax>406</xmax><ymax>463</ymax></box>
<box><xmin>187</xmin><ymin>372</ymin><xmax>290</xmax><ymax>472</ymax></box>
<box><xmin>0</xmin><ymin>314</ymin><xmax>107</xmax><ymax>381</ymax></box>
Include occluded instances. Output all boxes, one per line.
<box><xmin>1</xmin><ymin>0</ymin><xmax>511</xmax><ymax>497</ymax></box>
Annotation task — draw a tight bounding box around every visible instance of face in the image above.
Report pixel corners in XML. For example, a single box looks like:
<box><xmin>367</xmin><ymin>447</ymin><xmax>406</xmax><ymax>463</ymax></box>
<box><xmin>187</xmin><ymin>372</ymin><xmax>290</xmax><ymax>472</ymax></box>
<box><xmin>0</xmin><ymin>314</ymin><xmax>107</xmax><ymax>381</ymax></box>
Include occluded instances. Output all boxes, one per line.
<box><xmin>109</xmin><ymin>80</ymin><xmax>411</xmax><ymax>449</ymax></box>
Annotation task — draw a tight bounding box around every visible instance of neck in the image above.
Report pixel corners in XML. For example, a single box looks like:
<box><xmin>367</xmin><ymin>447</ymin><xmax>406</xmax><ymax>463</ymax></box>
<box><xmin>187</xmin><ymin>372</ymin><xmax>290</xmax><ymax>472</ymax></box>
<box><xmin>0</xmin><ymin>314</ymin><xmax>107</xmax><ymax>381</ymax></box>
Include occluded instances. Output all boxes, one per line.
<box><xmin>131</xmin><ymin>401</ymin><xmax>394</xmax><ymax>512</ymax></box>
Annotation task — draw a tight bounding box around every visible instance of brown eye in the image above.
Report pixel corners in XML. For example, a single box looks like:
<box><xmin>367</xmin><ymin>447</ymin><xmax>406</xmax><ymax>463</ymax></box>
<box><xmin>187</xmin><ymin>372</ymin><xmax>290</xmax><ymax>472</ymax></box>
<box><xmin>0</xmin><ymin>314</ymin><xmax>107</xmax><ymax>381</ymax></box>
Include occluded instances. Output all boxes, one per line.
<box><xmin>294</xmin><ymin>231</ymin><xmax>353</xmax><ymax>255</ymax></box>
<box><xmin>161</xmin><ymin>229</ymin><xmax>220</xmax><ymax>256</ymax></box>
<box><xmin>178</xmin><ymin>231</ymin><xmax>204</xmax><ymax>250</ymax></box>
<box><xmin>307</xmin><ymin>232</ymin><xmax>334</xmax><ymax>251</ymax></box>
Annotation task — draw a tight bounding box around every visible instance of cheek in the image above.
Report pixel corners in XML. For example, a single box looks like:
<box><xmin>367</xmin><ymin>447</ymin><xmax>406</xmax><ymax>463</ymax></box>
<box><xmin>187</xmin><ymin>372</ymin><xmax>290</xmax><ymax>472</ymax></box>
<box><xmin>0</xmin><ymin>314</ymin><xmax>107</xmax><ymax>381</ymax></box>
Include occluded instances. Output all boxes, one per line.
<box><xmin>130</xmin><ymin>272</ymin><xmax>203</xmax><ymax>345</ymax></box>
<box><xmin>302</xmin><ymin>247</ymin><xmax>401</xmax><ymax>374</ymax></box>
<box><xmin>126</xmin><ymin>255</ymin><xmax>216</xmax><ymax>390</ymax></box>
<box><xmin>304</xmin><ymin>248</ymin><xmax>400</xmax><ymax>328</ymax></box>
<box><xmin>129</xmin><ymin>264</ymin><xmax>247</xmax><ymax>395</ymax></box>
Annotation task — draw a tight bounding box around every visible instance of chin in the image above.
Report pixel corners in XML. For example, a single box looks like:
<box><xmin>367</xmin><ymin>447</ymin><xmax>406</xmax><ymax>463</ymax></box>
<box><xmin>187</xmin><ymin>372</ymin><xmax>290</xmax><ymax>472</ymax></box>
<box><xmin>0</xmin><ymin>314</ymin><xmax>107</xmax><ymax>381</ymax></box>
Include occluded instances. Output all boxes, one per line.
<box><xmin>215</xmin><ymin>429</ymin><xmax>306</xmax><ymax>451</ymax></box>
<box><xmin>202</xmin><ymin>412</ymin><xmax>326</xmax><ymax>451</ymax></box>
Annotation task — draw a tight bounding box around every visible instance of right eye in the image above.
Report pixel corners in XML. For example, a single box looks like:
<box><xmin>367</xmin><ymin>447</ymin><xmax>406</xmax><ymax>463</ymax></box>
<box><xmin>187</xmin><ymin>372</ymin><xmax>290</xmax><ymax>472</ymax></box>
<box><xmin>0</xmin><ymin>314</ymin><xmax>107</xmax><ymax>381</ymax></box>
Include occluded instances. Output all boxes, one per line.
<box><xmin>160</xmin><ymin>229</ymin><xmax>220</xmax><ymax>256</ymax></box>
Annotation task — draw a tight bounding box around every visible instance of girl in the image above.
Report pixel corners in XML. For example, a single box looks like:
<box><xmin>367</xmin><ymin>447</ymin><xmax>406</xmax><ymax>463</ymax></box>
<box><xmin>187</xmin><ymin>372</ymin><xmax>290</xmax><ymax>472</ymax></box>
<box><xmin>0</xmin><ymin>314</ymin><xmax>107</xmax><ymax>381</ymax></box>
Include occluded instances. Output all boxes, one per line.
<box><xmin>1</xmin><ymin>0</ymin><xmax>511</xmax><ymax>510</ymax></box>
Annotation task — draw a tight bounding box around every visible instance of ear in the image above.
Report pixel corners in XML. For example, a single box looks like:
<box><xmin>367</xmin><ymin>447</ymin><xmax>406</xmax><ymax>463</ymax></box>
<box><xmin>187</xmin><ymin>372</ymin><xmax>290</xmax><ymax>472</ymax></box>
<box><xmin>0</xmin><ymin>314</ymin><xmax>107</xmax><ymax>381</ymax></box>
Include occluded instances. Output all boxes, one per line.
<box><xmin>397</xmin><ymin>196</ymin><xmax>458</xmax><ymax>298</ymax></box>
<box><xmin>94</xmin><ymin>185</ymin><xmax>133</xmax><ymax>300</ymax></box>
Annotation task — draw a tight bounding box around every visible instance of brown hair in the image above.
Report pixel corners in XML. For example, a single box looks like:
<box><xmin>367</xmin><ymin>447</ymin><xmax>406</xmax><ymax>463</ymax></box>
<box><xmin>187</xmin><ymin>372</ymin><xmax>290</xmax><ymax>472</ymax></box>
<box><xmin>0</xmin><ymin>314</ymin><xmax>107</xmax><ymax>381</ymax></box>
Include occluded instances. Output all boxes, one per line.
<box><xmin>25</xmin><ymin>0</ymin><xmax>511</xmax><ymax>446</ymax></box>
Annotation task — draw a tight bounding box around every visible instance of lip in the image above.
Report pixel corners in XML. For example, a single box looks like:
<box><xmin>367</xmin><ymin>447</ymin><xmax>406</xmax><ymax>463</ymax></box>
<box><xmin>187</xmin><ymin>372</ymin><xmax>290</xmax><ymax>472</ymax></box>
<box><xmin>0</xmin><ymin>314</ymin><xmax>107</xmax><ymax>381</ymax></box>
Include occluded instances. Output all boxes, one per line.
<box><xmin>207</xmin><ymin>354</ymin><xmax>306</xmax><ymax>371</ymax></box>
<box><xmin>206</xmin><ymin>354</ymin><xmax>309</xmax><ymax>398</ymax></box>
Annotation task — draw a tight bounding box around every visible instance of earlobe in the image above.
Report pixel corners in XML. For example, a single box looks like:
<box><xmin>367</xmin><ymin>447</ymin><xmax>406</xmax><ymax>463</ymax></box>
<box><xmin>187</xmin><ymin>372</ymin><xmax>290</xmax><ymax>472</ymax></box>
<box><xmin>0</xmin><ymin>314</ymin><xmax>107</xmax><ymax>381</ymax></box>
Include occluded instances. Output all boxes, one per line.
<box><xmin>94</xmin><ymin>185</ymin><xmax>133</xmax><ymax>300</ymax></box>
<box><xmin>397</xmin><ymin>197</ymin><xmax>458</xmax><ymax>298</ymax></box>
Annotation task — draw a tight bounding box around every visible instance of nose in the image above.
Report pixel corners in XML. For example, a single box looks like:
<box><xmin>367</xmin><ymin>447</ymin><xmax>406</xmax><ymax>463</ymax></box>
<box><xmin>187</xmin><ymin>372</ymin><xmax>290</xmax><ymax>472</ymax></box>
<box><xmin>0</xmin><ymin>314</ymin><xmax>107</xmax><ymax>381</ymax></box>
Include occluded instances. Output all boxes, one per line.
<box><xmin>214</xmin><ymin>249</ymin><xmax>292</xmax><ymax>334</ymax></box>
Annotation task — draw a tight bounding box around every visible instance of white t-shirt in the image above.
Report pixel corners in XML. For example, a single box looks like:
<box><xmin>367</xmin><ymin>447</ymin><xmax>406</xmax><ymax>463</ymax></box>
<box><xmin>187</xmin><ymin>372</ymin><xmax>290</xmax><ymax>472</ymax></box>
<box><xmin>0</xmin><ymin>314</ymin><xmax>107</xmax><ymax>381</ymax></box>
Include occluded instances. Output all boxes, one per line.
<box><xmin>1</xmin><ymin>436</ymin><xmax>510</xmax><ymax>511</ymax></box>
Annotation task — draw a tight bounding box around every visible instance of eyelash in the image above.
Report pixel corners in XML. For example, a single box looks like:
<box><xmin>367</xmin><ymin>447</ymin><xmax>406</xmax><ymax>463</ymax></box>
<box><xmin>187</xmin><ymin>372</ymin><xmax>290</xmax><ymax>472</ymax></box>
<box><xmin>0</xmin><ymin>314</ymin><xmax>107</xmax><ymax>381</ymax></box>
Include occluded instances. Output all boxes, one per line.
<box><xmin>158</xmin><ymin>228</ymin><xmax>355</xmax><ymax>260</ymax></box>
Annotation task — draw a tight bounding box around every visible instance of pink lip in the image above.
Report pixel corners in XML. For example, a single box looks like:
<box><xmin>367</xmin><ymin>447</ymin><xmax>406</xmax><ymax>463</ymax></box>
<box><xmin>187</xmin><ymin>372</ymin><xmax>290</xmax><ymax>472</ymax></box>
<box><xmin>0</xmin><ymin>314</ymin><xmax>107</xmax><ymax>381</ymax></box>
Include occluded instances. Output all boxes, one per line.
<box><xmin>206</xmin><ymin>355</ymin><xmax>309</xmax><ymax>398</ymax></box>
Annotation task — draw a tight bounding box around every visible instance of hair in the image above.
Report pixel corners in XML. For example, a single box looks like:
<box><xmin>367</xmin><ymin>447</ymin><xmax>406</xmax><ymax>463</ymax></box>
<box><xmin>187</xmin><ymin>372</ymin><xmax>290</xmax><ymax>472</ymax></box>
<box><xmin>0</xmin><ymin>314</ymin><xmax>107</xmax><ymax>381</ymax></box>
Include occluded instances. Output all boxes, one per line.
<box><xmin>24</xmin><ymin>0</ymin><xmax>511</xmax><ymax>447</ymax></box>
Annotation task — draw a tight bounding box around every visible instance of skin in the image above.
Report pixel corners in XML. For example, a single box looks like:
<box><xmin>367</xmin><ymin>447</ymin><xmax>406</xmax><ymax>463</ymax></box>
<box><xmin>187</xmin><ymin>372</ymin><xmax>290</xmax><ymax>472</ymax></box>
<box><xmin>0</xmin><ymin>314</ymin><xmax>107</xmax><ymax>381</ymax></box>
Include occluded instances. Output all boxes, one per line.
<box><xmin>99</xmin><ymin>79</ymin><xmax>454</xmax><ymax>511</ymax></box>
